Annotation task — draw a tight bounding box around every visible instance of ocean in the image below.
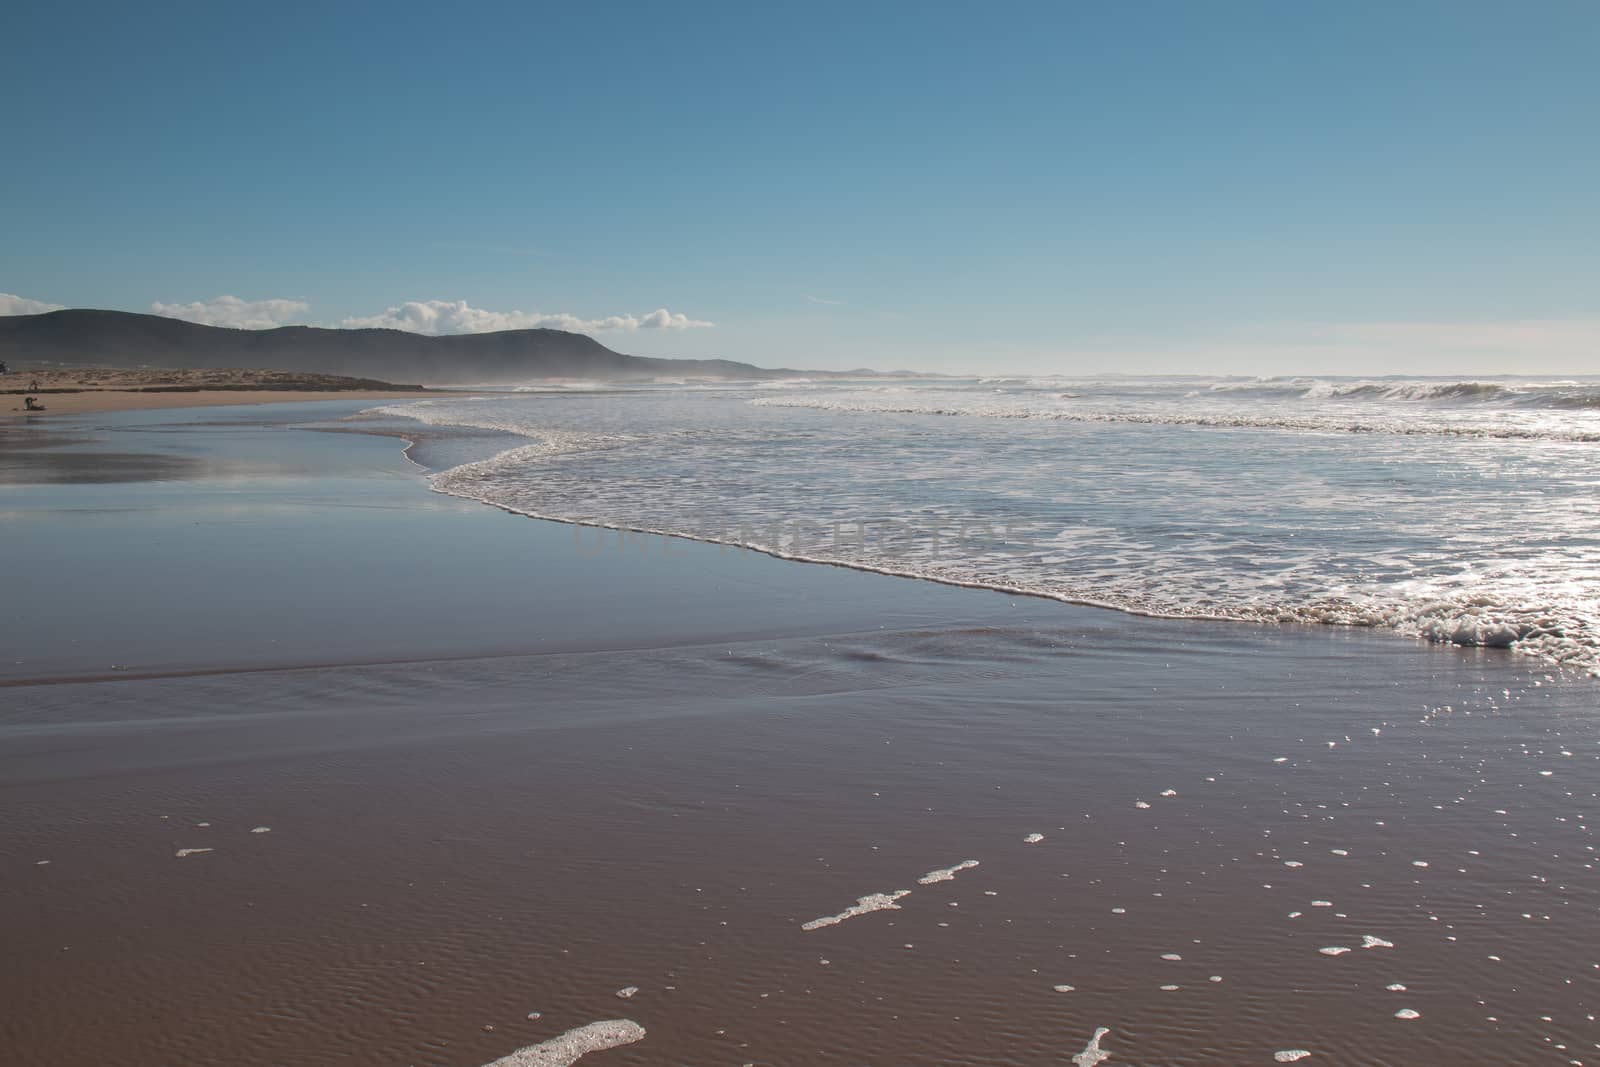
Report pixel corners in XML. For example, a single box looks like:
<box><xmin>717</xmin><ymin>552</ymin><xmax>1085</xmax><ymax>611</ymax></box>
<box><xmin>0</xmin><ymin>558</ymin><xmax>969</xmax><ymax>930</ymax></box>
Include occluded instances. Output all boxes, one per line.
<box><xmin>372</xmin><ymin>374</ymin><xmax>1600</xmax><ymax>676</ymax></box>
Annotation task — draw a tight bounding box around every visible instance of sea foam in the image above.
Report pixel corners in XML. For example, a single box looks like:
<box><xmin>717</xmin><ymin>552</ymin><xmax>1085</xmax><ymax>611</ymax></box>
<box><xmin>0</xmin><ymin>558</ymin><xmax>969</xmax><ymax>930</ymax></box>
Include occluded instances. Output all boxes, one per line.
<box><xmin>802</xmin><ymin>890</ymin><xmax>912</xmax><ymax>931</ymax></box>
<box><xmin>369</xmin><ymin>374</ymin><xmax>1600</xmax><ymax>676</ymax></box>
<box><xmin>917</xmin><ymin>860</ymin><xmax>979</xmax><ymax>885</ymax></box>
<box><xmin>477</xmin><ymin>1020</ymin><xmax>646</xmax><ymax>1066</ymax></box>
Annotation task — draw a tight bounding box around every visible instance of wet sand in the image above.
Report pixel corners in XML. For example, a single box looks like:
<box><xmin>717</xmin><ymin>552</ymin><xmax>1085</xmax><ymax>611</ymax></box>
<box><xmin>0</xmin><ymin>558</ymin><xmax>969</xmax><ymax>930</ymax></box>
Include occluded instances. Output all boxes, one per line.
<box><xmin>1</xmin><ymin>365</ymin><xmax>434</xmax><ymax>420</ymax></box>
<box><xmin>2</xmin><ymin>405</ymin><xmax>1597</xmax><ymax>1066</ymax></box>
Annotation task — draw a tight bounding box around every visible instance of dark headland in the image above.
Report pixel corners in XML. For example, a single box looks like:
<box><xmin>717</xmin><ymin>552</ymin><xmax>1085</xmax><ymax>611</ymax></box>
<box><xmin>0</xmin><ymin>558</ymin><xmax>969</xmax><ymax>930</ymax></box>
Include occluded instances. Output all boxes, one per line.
<box><xmin>0</xmin><ymin>308</ymin><xmax>860</xmax><ymax>385</ymax></box>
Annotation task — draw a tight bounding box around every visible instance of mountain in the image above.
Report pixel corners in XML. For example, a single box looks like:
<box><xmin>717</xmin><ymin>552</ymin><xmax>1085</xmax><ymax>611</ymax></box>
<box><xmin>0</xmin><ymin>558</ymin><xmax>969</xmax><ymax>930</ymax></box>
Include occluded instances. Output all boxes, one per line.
<box><xmin>0</xmin><ymin>309</ymin><xmax>803</xmax><ymax>385</ymax></box>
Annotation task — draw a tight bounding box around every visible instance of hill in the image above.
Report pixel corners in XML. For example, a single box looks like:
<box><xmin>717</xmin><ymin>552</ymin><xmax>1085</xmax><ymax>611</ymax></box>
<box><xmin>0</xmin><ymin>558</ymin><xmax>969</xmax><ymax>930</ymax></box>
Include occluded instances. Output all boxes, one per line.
<box><xmin>0</xmin><ymin>309</ymin><xmax>797</xmax><ymax>385</ymax></box>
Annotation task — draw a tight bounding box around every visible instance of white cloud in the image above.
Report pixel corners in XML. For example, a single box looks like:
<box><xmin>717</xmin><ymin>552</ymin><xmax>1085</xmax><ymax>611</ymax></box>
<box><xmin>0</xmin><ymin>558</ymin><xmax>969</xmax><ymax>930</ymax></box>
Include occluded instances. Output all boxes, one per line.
<box><xmin>150</xmin><ymin>295</ymin><xmax>310</xmax><ymax>330</ymax></box>
<box><xmin>339</xmin><ymin>299</ymin><xmax>714</xmax><ymax>335</ymax></box>
<box><xmin>635</xmin><ymin>307</ymin><xmax>714</xmax><ymax>330</ymax></box>
<box><xmin>0</xmin><ymin>293</ymin><xmax>66</xmax><ymax>316</ymax></box>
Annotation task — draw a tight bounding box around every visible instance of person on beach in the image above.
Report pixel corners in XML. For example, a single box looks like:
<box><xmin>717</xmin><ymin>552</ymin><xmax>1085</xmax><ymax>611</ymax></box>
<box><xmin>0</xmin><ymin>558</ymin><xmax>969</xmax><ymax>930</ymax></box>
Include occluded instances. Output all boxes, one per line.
<box><xmin>23</xmin><ymin>396</ymin><xmax>45</xmax><ymax>411</ymax></box>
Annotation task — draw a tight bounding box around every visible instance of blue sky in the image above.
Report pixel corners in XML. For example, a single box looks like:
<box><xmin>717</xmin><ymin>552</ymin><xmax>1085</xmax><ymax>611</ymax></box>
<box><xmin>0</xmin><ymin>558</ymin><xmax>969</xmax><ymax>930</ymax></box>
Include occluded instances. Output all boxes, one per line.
<box><xmin>3</xmin><ymin>1</ymin><xmax>1596</xmax><ymax>374</ymax></box>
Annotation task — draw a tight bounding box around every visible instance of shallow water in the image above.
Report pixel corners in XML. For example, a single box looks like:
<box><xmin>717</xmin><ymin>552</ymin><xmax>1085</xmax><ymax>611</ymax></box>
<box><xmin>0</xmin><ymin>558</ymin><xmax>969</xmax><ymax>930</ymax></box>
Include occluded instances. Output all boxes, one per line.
<box><xmin>370</xmin><ymin>375</ymin><xmax>1600</xmax><ymax>676</ymax></box>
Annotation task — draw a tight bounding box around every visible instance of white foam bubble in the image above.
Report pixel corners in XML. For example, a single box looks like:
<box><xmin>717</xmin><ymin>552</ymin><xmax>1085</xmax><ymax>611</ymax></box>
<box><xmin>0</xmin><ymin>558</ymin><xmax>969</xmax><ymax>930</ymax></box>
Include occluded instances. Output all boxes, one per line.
<box><xmin>802</xmin><ymin>890</ymin><xmax>912</xmax><ymax>930</ymax></box>
<box><xmin>614</xmin><ymin>987</ymin><xmax>638</xmax><ymax>999</ymax></box>
<box><xmin>250</xmin><ymin>826</ymin><xmax>271</xmax><ymax>834</ymax></box>
<box><xmin>917</xmin><ymin>860</ymin><xmax>979</xmax><ymax>885</ymax></box>
<box><xmin>1319</xmin><ymin>947</ymin><xmax>1351</xmax><ymax>956</ymax></box>
<box><xmin>1161</xmin><ymin>953</ymin><xmax>1183</xmax><ymax>961</ymax></box>
<box><xmin>1024</xmin><ymin>833</ymin><xmax>1045</xmax><ymax>844</ymax></box>
<box><xmin>1386</xmin><ymin>983</ymin><xmax>1407</xmax><ymax>992</ymax></box>
<box><xmin>1071</xmin><ymin>1027</ymin><xmax>1112</xmax><ymax>1067</ymax></box>
<box><xmin>1053</xmin><ymin>984</ymin><xmax>1076</xmax><ymax>992</ymax></box>
<box><xmin>1275</xmin><ymin>1052</ymin><xmax>1312</xmax><ymax>1063</ymax></box>
<box><xmin>174</xmin><ymin>848</ymin><xmax>213</xmax><ymax>858</ymax></box>
<box><xmin>1362</xmin><ymin>935</ymin><xmax>1395</xmax><ymax>949</ymax></box>
<box><xmin>477</xmin><ymin>1019</ymin><xmax>646</xmax><ymax>1066</ymax></box>
<box><xmin>1395</xmin><ymin>1008</ymin><xmax>1421</xmax><ymax>1020</ymax></box>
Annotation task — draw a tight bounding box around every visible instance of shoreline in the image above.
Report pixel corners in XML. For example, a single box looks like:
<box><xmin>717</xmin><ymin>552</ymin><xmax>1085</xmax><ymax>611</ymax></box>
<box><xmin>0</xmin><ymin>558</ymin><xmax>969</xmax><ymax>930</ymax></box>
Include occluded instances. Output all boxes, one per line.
<box><xmin>8</xmin><ymin>403</ymin><xmax>1558</xmax><ymax>689</ymax></box>
<box><xmin>3</xmin><ymin>386</ymin><xmax>437</xmax><ymax>419</ymax></box>
<box><xmin>0</xmin><ymin>364</ymin><xmax>447</xmax><ymax>419</ymax></box>
<box><xmin>367</xmin><ymin>406</ymin><xmax>1586</xmax><ymax>681</ymax></box>
<box><xmin>2</xmin><ymin>402</ymin><xmax>1096</xmax><ymax>684</ymax></box>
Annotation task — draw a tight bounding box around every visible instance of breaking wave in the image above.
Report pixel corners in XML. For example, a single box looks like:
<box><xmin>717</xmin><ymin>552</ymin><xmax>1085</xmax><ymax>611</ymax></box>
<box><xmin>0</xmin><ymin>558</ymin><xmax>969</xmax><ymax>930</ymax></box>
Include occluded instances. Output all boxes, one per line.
<box><xmin>750</xmin><ymin>376</ymin><xmax>1600</xmax><ymax>441</ymax></box>
<box><xmin>1200</xmin><ymin>376</ymin><xmax>1600</xmax><ymax>407</ymax></box>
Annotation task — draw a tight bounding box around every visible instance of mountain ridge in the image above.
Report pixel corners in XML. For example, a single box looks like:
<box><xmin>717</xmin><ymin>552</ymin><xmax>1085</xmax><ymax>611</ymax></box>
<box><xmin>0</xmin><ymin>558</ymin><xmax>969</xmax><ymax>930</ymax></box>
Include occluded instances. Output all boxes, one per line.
<box><xmin>0</xmin><ymin>309</ymin><xmax>821</xmax><ymax>385</ymax></box>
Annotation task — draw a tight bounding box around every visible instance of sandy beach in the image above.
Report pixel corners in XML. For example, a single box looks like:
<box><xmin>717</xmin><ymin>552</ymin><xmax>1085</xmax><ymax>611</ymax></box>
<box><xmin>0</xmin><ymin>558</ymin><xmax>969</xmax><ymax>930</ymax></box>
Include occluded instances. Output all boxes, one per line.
<box><xmin>2</xmin><ymin>403</ymin><xmax>1596</xmax><ymax>1067</ymax></box>
<box><xmin>1</xmin><ymin>365</ymin><xmax>434</xmax><ymax>419</ymax></box>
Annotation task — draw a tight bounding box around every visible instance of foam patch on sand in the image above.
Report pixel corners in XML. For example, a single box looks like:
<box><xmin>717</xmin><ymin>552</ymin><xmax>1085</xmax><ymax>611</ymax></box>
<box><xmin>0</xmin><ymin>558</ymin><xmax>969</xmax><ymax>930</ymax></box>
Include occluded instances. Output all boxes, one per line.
<box><xmin>802</xmin><ymin>890</ymin><xmax>912</xmax><ymax>930</ymax></box>
<box><xmin>477</xmin><ymin>1020</ymin><xmax>646</xmax><ymax>1066</ymax></box>
<box><xmin>1275</xmin><ymin>1051</ymin><xmax>1312</xmax><ymax>1063</ymax></box>
<box><xmin>1024</xmin><ymin>833</ymin><xmax>1045</xmax><ymax>844</ymax></box>
<box><xmin>174</xmin><ymin>848</ymin><xmax>213</xmax><ymax>858</ymax></box>
<box><xmin>917</xmin><ymin>860</ymin><xmax>980</xmax><ymax>885</ymax></box>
